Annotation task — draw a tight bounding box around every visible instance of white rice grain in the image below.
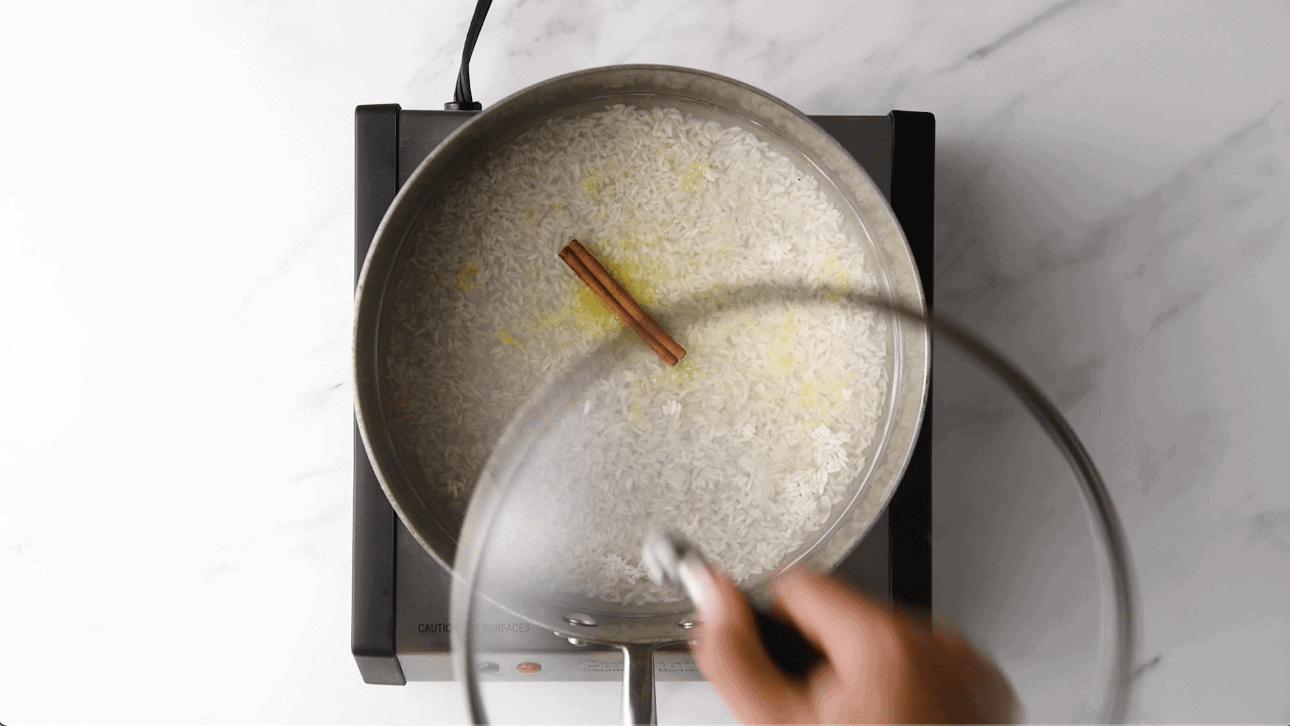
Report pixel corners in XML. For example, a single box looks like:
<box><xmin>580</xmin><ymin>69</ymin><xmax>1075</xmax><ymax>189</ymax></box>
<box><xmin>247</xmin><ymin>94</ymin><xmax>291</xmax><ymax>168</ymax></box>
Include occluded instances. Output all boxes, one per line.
<box><xmin>387</xmin><ymin>104</ymin><xmax>889</xmax><ymax>604</ymax></box>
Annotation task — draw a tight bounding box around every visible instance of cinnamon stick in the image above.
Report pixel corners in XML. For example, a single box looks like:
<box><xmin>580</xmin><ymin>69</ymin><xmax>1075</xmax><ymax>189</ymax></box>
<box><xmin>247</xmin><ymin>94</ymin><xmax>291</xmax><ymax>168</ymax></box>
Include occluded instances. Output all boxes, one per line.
<box><xmin>565</xmin><ymin>240</ymin><xmax>687</xmax><ymax>361</ymax></box>
<box><xmin>558</xmin><ymin>245</ymin><xmax>680</xmax><ymax>366</ymax></box>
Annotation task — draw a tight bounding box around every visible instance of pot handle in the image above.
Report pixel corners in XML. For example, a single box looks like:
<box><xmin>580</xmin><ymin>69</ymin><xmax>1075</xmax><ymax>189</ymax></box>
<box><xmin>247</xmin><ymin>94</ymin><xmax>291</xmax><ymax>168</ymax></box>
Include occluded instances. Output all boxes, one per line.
<box><xmin>619</xmin><ymin>643</ymin><xmax>658</xmax><ymax>725</ymax></box>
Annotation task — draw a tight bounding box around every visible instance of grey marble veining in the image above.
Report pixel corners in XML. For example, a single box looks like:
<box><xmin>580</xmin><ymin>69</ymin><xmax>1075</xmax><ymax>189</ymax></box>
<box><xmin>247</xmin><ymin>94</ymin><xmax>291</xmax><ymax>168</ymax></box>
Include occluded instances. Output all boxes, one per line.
<box><xmin>1</xmin><ymin>0</ymin><xmax>1288</xmax><ymax>723</ymax></box>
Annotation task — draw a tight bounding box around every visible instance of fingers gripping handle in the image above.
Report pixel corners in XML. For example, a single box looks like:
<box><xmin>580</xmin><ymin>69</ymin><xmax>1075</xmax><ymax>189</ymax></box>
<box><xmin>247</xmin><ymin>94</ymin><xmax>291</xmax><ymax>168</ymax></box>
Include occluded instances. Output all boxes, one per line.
<box><xmin>752</xmin><ymin>608</ymin><xmax>825</xmax><ymax>678</ymax></box>
<box><xmin>642</xmin><ymin>527</ymin><xmax>824</xmax><ymax>679</ymax></box>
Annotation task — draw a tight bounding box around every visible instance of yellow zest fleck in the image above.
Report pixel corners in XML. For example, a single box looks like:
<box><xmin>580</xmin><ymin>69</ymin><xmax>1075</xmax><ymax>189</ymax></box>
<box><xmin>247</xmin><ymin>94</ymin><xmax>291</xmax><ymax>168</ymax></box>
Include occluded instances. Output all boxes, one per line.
<box><xmin>797</xmin><ymin>375</ymin><xmax>850</xmax><ymax>418</ymax></box>
<box><xmin>767</xmin><ymin>309</ymin><xmax>799</xmax><ymax>374</ymax></box>
<box><xmin>677</xmin><ymin>162</ymin><xmax>706</xmax><ymax>193</ymax></box>
<box><xmin>818</xmin><ymin>253</ymin><xmax>851</xmax><ymax>301</ymax></box>
<box><xmin>626</xmin><ymin>377</ymin><xmax>647</xmax><ymax>423</ymax></box>
<box><xmin>581</xmin><ymin>167</ymin><xmax>604</xmax><ymax>201</ymax></box>
<box><xmin>495</xmin><ymin>330</ymin><xmax>522</xmax><ymax>350</ymax></box>
<box><xmin>569</xmin><ymin>283</ymin><xmax>619</xmax><ymax>335</ymax></box>
<box><xmin>663</xmin><ymin>357</ymin><xmax>698</xmax><ymax>385</ymax></box>
<box><xmin>455</xmin><ymin>260</ymin><xmax>481</xmax><ymax>291</ymax></box>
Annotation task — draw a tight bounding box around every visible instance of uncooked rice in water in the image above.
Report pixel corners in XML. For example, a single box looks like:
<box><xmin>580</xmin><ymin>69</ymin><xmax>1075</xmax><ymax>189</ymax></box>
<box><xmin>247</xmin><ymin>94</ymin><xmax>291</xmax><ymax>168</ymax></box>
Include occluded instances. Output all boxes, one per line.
<box><xmin>386</xmin><ymin>104</ymin><xmax>889</xmax><ymax>605</ymax></box>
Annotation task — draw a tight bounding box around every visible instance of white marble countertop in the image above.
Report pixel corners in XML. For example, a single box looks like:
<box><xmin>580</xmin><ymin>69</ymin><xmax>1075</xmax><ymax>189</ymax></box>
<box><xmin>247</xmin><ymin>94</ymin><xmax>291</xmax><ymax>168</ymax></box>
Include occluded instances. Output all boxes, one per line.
<box><xmin>3</xmin><ymin>0</ymin><xmax>1288</xmax><ymax>723</ymax></box>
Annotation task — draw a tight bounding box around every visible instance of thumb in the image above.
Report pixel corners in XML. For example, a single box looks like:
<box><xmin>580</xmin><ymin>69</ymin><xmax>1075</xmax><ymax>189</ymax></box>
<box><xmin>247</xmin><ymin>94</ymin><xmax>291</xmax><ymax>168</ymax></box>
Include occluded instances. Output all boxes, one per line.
<box><xmin>689</xmin><ymin>565</ymin><xmax>803</xmax><ymax>724</ymax></box>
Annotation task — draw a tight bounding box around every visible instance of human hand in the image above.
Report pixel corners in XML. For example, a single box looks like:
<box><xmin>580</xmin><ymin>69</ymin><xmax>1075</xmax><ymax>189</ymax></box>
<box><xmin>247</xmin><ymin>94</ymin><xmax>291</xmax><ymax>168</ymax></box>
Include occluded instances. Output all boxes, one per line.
<box><xmin>689</xmin><ymin>565</ymin><xmax>1019</xmax><ymax>724</ymax></box>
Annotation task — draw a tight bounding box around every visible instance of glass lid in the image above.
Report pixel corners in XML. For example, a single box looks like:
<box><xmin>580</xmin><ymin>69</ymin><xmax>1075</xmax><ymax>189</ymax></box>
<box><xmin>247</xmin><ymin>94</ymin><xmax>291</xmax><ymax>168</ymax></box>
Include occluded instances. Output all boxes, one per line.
<box><xmin>449</xmin><ymin>293</ymin><xmax>1137</xmax><ymax>724</ymax></box>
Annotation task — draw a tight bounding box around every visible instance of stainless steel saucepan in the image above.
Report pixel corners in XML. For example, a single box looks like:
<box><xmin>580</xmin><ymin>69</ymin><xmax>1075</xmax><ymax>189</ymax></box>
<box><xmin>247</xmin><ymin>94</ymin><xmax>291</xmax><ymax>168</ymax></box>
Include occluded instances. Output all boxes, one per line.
<box><xmin>355</xmin><ymin>64</ymin><xmax>924</xmax><ymax>723</ymax></box>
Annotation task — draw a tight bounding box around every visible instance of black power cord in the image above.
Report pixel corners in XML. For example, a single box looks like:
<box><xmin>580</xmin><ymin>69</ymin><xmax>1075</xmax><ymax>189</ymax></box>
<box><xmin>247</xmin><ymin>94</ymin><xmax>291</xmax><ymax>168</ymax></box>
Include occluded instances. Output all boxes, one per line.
<box><xmin>445</xmin><ymin>0</ymin><xmax>494</xmax><ymax>110</ymax></box>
